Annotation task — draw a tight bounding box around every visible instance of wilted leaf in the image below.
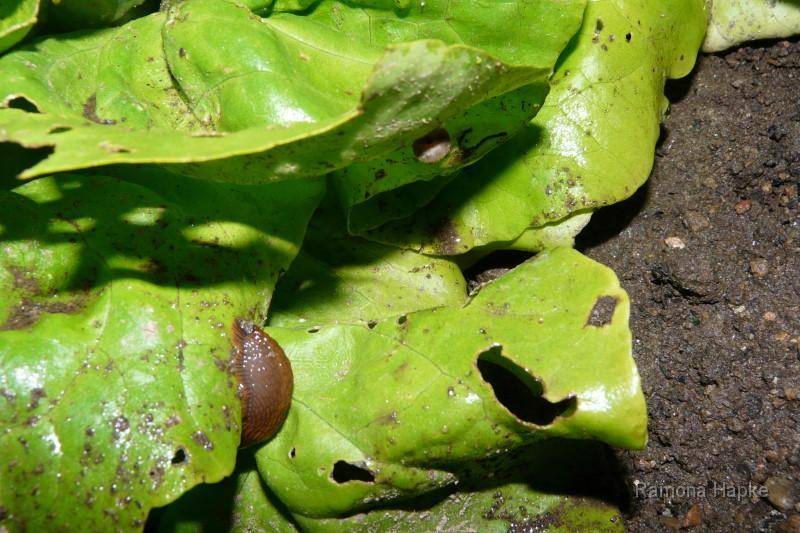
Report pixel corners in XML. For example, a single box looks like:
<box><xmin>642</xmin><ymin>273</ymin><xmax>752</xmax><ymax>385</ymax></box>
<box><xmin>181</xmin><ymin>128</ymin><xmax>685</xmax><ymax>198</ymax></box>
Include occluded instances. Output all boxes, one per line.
<box><xmin>0</xmin><ymin>169</ymin><xmax>324</xmax><ymax>530</ymax></box>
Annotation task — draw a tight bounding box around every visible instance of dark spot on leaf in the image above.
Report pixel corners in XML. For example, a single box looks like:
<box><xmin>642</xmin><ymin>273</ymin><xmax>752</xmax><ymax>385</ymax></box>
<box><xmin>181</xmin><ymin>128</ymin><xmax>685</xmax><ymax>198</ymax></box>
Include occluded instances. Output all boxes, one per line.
<box><xmin>367</xmin><ymin>320</ymin><xmax>378</xmax><ymax>329</ymax></box>
<box><xmin>5</xmin><ymin>96</ymin><xmax>39</xmax><ymax>113</ymax></box>
<box><xmin>412</xmin><ymin>128</ymin><xmax>451</xmax><ymax>163</ymax></box>
<box><xmin>148</xmin><ymin>465</ymin><xmax>165</xmax><ymax>487</ymax></box>
<box><xmin>192</xmin><ymin>431</ymin><xmax>213</xmax><ymax>451</ymax></box>
<box><xmin>625</xmin><ymin>32</ymin><xmax>633</xmax><ymax>42</ymax></box>
<box><xmin>47</xmin><ymin>126</ymin><xmax>72</xmax><ymax>134</ymax></box>
<box><xmin>374</xmin><ymin>169</ymin><xmax>386</xmax><ymax>180</ymax></box>
<box><xmin>1</xmin><ymin>388</ymin><xmax>16</xmax><ymax>403</ymax></box>
<box><xmin>0</xmin><ymin>296</ymin><xmax>88</xmax><ymax>331</ymax></box>
<box><xmin>170</xmin><ymin>448</ymin><xmax>186</xmax><ymax>464</ymax></box>
<box><xmin>397</xmin><ymin>315</ymin><xmax>407</xmax><ymax>325</ymax></box>
<box><xmin>165</xmin><ymin>415</ymin><xmax>181</xmax><ymax>428</ymax></box>
<box><xmin>374</xmin><ymin>411</ymin><xmax>399</xmax><ymax>425</ymax></box>
<box><xmin>28</xmin><ymin>388</ymin><xmax>46</xmax><ymax>410</ymax></box>
<box><xmin>82</xmin><ymin>94</ymin><xmax>116</xmax><ymax>125</ymax></box>
<box><xmin>586</xmin><ymin>296</ymin><xmax>618</xmax><ymax>327</ymax></box>
<box><xmin>289</xmin><ymin>447</ymin><xmax>296</xmax><ymax>458</ymax></box>
<box><xmin>477</xmin><ymin>346</ymin><xmax>576</xmax><ymax>425</ymax></box>
<box><xmin>179</xmin><ymin>47</ymin><xmax>187</xmax><ymax>58</ymax></box>
<box><xmin>307</xmin><ymin>326</ymin><xmax>320</xmax><ymax>333</ymax></box>
<box><xmin>331</xmin><ymin>461</ymin><xmax>375</xmax><ymax>483</ymax></box>
<box><xmin>595</xmin><ymin>18</ymin><xmax>604</xmax><ymax>33</ymax></box>
<box><xmin>112</xmin><ymin>416</ymin><xmax>129</xmax><ymax>439</ymax></box>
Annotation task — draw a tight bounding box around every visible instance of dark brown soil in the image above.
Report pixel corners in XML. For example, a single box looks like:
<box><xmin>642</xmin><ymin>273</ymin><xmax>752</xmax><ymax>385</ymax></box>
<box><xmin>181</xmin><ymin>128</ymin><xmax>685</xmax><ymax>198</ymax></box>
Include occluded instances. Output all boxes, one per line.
<box><xmin>576</xmin><ymin>38</ymin><xmax>800</xmax><ymax>531</ymax></box>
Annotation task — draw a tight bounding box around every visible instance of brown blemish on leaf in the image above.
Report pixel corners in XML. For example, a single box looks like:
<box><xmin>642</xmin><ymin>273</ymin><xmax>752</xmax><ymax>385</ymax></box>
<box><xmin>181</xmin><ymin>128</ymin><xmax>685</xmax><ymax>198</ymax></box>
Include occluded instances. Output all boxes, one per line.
<box><xmin>148</xmin><ymin>465</ymin><xmax>165</xmax><ymax>488</ymax></box>
<box><xmin>98</xmin><ymin>141</ymin><xmax>130</xmax><ymax>153</ymax></box>
<box><xmin>191</xmin><ymin>431</ymin><xmax>213</xmax><ymax>450</ymax></box>
<box><xmin>586</xmin><ymin>295</ymin><xmax>618</xmax><ymax>327</ymax></box>
<box><xmin>8</xmin><ymin>266</ymin><xmax>41</xmax><ymax>294</ymax></box>
<box><xmin>111</xmin><ymin>416</ymin><xmax>129</xmax><ymax>440</ymax></box>
<box><xmin>374</xmin><ymin>411</ymin><xmax>398</xmax><ymax>425</ymax></box>
<box><xmin>0</xmin><ymin>295</ymin><xmax>89</xmax><ymax>331</ymax></box>
<box><xmin>28</xmin><ymin>388</ymin><xmax>45</xmax><ymax>410</ymax></box>
<box><xmin>392</xmin><ymin>361</ymin><xmax>409</xmax><ymax>377</ymax></box>
<box><xmin>82</xmin><ymin>94</ymin><xmax>117</xmax><ymax>125</ymax></box>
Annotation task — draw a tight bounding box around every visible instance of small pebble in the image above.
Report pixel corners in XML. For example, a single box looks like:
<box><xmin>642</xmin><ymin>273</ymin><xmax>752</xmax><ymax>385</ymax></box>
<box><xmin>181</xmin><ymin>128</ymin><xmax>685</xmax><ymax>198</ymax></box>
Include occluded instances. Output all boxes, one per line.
<box><xmin>684</xmin><ymin>504</ymin><xmax>702</xmax><ymax>528</ymax></box>
<box><xmin>785</xmin><ymin>387</ymin><xmax>799</xmax><ymax>401</ymax></box>
<box><xmin>765</xmin><ymin>476</ymin><xmax>797</xmax><ymax>511</ymax></box>
<box><xmin>665</xmin><ymin>236</ymin><xmax>686</xmax><ymax>249</ymax></box>
<box><xmin>683</xmin><ymin>211</ymin><xmax>710</xmax><ymax>232</ymax></box>
<box><xmin>764</xmin><ymin>311</ymin><xmax>777</xmax><ymax>321</ymax></box>
<box><xmin>750</xmin><ymin>258</ymin><xmax>769</xmax><ymax>277</ymax></box>
<box><xmin>734</xmin><ymin>199</ymin><xmax>752</xmax><ymax>214</ymax></box>
<box><xmin>776</xmin><ymin>514</ymin><xmax>800</xmax><ymax>533</ymax></box>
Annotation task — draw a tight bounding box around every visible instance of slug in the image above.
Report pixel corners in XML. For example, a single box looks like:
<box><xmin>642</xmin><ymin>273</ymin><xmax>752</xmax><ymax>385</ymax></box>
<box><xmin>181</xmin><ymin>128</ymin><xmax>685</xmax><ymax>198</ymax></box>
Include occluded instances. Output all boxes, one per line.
<box><xmin>231</xmin><ymin>318</ymin><xmax>293</xmax><ymax>447</ymax></box>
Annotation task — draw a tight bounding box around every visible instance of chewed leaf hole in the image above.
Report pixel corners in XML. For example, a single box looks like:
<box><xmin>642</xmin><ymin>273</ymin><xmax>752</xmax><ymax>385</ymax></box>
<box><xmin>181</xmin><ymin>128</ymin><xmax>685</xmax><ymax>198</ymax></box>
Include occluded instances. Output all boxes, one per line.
<box><xmin>413</xmin><ymin>128</ymin><xmax>451</xmax><ymax>163</ymax></box>
<box><xmin>5</xmin><ymin>96</ymin><xmax>40</xmax><ymax>113</ymax></box>
<box><xmin>586</xmin><ymin>295</ymin><xmax>618</xmax><ymax>327</ymax></box>
<box><xmin>477</xmin><ymin>346</ymin><xmax>576</xmax><ymax>425</ymax></box>
<box><xmin>170</xmin><ymin>448</ymin><xmax>186</xmax><ymax>465</ymax></box>
<box><xmin>47</xmin><ymin>126</ymin><xmax>72</xmax><ymax>134</ymax></box>
<box><xmin>331</xmin><ymin>461</ymin><xmax>375</xmax><ymax>484</ymax></box>
<box><xmin>0</xmin><ymin>143</ymin><xmax>54</xmax><ymax>180</ymax></box>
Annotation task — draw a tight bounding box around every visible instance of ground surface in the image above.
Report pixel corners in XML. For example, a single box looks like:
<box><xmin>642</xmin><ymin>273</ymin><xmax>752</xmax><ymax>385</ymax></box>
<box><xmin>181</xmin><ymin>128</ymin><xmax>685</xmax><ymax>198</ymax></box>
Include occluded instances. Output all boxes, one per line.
<box><xmin>575</xmin><ymin>38</ymin><xmax>800</xmax><ymax>532</ymax></box>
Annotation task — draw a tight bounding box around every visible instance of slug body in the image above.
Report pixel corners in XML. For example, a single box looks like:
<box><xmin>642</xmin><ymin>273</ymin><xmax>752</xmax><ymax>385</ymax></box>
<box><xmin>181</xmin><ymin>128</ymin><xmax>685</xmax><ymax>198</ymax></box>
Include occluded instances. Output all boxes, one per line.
<box><xmin>231</xmin><ymin>318</ymin><xmax>293</xmax><ymax>447</ymax></box>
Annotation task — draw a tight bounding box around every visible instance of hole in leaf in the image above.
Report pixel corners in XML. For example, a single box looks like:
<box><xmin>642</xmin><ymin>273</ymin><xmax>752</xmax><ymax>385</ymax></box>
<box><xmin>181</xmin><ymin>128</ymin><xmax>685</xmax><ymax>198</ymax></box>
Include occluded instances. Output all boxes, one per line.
<box><xmin>586</xmin><ymin>296</ymin><xmax>618</xmax><ymax>327</ymax></box>
<box><xmin>47</xmin><ymin>126</ymin><xmax>72</xmax><ymax>134</ymax></box>
<box><xmin>0</xmin><ymin>143</ymin><xmax>54</xmax><ymax>183</ymax></box>
<box><xmin>367</xmin><ymin>320</ymin><xmax>378</xmax><ymax>329</ymax></box>
<box><xmin>331</xmin><ymin>461</ymin><xmax>375</xmax><ymax>483</ymax></box>
<box><xmin>289</xmin><ymin>447</ymin><xmax>296</xmax><ymax>458</ymax></box>
<box><xmin>170</xmin><ymin>448</ymin><xmax>186</xmax><ymax>464</ymax></box>
<box><xmin>397</xmin><ymin>315</ymin><xmax>407</xmax><ymax>325</ymax></box>
<box><xmin>476</xmin><ymin>346</ymin><xmax>576</xmax><ymax>425</ymax></box>
<box><xmin>412</xmin><ymin>128</ymin><xmax>451</xmax><ymax>163</ymax></box>
<box><xmin>6</xmin><ymin>97</ymin><xmax>39</xmax><ymax>113</ymax></box>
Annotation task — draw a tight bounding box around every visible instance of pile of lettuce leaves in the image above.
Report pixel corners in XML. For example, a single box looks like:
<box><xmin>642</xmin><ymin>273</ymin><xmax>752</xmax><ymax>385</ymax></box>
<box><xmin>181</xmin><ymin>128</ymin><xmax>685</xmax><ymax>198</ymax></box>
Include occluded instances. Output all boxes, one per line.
<box><xmin>1</xmin><ymin>0</ymin><xmax>797</xmax><ymax>530</ymax></box>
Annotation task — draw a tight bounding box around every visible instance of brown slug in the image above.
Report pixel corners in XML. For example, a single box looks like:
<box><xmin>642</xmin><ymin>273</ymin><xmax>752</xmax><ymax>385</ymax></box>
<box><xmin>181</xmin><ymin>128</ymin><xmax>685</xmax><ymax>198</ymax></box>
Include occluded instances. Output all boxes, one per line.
<box><xmin>231</xmin><ymin>318</ymin><xmax>293</xmax><ymax>447</ymax></box>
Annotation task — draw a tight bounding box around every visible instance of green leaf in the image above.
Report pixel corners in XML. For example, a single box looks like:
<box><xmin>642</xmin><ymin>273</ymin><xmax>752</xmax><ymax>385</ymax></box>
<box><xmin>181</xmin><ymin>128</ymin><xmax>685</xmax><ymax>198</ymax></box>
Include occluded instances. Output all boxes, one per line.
<box><xmin>703</xmin><ymin>0</ymin><xmax>800</xmax><ymax>52</ymax></box>
<box><xmin>0</xmin><ymin>0</ymin><xmax>559</xmax><ymax>185</ymax></box>
<box><xmin>0</xmin><ymin>0</ymin><xmax>38</xmax><ymax>54</ymax></box>
<box><xmin>358</xmin><ymin>0</ymin><xmax>707</xmax><ymax>254</ymax></box>
<box><xmin>268</xmin><ymin>194</ymin><xmax>467</xmax><ymax>328</ymax></box>
<box><xmin>44</xmin><ymin>0</ymin><xmax>150</xmax><ymax>31</ymax></box>
<box><xmin>155</xmin><ymin>439</ymin><xmax>624</xmax><ymax>532</ymax></box>
<box><xmin>294</xmin><ymin>440</ymin><xmax>624</xmax><ymax>532</ymax></box>
<box><xmin>0</xmin><ymin>169</ymin><xmax>324</xmax><ymax>530</ymax></box>
<box><xmin>256</xmin><ymin>247</ymin><xmax>645</xmax><ymax>519</ymax></box>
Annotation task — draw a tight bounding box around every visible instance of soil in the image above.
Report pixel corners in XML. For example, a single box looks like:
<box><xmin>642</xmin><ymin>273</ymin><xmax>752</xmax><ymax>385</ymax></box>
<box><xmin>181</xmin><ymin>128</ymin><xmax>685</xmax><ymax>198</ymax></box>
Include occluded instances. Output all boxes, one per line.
<box><xmin>575</xmin><ymin>38</ymin><xmax>800</xmax><ymax>531</ymax></box>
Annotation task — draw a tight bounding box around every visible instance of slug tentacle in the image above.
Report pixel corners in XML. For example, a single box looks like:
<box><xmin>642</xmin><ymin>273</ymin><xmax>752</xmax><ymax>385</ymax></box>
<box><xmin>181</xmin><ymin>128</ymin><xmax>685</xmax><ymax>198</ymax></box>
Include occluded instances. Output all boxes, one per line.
<box><xmin>231</xmin><ymin>318</ymin><xmax>293</xmax><ymax>447</ymax></box>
